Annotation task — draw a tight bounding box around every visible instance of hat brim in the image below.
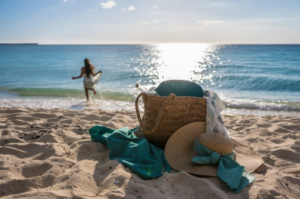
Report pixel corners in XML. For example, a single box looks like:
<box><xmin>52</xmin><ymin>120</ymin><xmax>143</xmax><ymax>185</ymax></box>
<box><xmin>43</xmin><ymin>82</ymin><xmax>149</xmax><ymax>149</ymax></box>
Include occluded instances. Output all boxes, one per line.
<box><xmin>164</xmin><ymin>122</ymin><xmax>264</xmax><ymax>176</ymax></box>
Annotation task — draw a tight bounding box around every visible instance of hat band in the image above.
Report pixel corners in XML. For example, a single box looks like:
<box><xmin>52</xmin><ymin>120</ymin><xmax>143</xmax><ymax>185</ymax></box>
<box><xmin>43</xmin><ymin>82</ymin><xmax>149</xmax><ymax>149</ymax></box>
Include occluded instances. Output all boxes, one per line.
<box><xmin>192</xmin><ymin>140</ymin><xmax>255</xmax><ymax>193</ymax></box>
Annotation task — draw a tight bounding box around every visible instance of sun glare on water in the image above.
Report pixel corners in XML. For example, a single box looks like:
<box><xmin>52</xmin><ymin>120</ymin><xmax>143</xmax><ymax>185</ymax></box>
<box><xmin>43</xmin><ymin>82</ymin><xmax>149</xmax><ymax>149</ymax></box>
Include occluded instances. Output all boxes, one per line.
<box><xmin>155</xmin><ymin>43</ymin><xmax>211</xmax><ymax>81</ymax></box>
<box><xmin>135</xmin><ymin>43</ymin><xmax>217</xmax><ymax>89</ymax></box>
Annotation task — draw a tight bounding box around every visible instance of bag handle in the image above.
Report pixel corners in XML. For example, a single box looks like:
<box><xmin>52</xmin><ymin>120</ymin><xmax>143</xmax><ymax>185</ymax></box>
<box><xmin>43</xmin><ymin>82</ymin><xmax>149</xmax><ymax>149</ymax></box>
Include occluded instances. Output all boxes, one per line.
<box><xmin>135</xmin><ymin>92</ymin><xmax>147</xmax><ymax>130</ymax></box>
<box><xmin>135</xmin><ymin>92</ymin><xmax>176</xmax><ymax>134</ymax></box>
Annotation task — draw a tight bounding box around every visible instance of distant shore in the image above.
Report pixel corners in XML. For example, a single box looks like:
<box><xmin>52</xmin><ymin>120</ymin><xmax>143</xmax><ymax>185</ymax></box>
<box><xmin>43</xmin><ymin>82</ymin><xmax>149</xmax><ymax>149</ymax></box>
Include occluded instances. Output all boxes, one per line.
<box><xmin>0</xmin><ymin>43</ymin><xmax>38</xmax><ymax>45</ymax></box>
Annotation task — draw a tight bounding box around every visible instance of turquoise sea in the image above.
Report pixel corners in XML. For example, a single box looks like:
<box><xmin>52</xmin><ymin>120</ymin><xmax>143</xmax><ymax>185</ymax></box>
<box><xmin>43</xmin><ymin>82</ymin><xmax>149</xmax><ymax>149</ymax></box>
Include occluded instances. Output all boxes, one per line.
<box><xmin>0</xmin><ymin>44</ymin><xmax>299</xmax><ymax>116</ymax></box>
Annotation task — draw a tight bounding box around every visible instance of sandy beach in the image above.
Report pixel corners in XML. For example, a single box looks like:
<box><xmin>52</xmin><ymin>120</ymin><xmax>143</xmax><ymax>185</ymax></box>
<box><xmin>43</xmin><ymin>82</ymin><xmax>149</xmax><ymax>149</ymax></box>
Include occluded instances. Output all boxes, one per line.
<box><xmin>0</xmin><ymin>107</ymin><xmax>300</xmax><ymax>199</ymax></box>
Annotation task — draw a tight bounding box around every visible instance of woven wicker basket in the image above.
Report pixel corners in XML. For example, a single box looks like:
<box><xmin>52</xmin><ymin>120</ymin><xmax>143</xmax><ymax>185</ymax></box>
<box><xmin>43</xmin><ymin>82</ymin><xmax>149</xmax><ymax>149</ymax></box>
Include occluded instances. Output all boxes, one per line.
<box><xmin>135</xmin><ymin>92</ymin><xmax>206</xmax><ymax>148</ymax></box>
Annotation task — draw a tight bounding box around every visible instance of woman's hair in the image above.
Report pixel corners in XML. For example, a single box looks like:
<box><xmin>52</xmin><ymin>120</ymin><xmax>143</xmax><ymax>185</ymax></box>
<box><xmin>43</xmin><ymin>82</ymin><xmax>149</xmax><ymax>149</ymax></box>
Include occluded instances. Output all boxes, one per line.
<box><xmin>84</xmin><ymin>58</ymin><xmax>93</xmax><ymax>77</ymax></box>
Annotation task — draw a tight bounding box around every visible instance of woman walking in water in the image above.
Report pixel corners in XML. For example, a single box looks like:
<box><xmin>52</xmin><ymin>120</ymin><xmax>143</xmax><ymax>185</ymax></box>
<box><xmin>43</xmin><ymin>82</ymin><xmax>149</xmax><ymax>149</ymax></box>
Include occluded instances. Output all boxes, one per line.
<box><xmin>72</xmin><ymin>58</ymin><xmax>102</xmax><ymax>101</ymax></box>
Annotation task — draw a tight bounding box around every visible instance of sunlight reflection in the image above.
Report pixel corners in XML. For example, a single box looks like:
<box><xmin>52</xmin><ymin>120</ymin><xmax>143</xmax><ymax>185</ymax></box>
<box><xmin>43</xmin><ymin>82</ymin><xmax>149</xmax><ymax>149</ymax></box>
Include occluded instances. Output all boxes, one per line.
<box><xmin>156</xmin><ymin>43</ymin><xmax>208</xmax><ymax>79</ymax></box>
<box><xmin>135</xmin><ymin>43</ymin><xmax>218</xmax><ymax>90</ymax></box>
<box><xmin>155</xmin><ymin>43</ymin><xmax>215</xmax><ymax>84</ymax></box>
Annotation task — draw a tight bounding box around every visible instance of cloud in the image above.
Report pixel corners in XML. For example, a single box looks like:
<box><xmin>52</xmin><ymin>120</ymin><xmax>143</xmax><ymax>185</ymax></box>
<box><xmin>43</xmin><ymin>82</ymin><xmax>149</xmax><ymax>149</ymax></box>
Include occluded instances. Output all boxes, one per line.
<box><xmin>153</xmin><ymin>6</ymin><xmax>158</xmax><ymax>9</ymax></box>
<box><xmin>63</xmin><ymin>0</ymin><xmax>68</xmax><ymax>2</ymax></box>
<box><xmin>196</xmin><ymin>20</ymin><xmax>224</xmax><ymax>26</ymax></box>
<box><xmin>122</xmin><ymin>6</ymin><xmax>136</xmax><ymax>11</ymax></box>
<box><xmin>127</xmin><ymin>6</ymin><xmax>136</xmax><ymax>11</ymax></box>
<box><xmin>100</xmin><ymin>1</ymin><xmax>116</xmax><ymax>9</ymax></box>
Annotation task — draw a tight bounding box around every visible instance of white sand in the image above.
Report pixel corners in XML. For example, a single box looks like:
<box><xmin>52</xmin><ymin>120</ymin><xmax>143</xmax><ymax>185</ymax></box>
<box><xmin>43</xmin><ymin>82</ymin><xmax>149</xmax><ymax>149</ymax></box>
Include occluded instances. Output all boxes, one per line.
<box><xmin>0</xmin><ymin>108</ymin><xmax>300</xmax><ymax>198</ymax></box>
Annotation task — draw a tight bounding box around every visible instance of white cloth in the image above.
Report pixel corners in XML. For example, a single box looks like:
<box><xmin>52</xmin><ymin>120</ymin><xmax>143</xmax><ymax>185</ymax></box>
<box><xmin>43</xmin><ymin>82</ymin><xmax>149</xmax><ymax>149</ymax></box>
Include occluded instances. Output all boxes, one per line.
<box><xmin>83</xmin><ymin>73</ymin><xmax>102</xmax><ymax>89</ymax></box>
<box><xmin>204</xmin><ymin>90</ymin><xmax>229</xmax><ymax>137</ymax></box>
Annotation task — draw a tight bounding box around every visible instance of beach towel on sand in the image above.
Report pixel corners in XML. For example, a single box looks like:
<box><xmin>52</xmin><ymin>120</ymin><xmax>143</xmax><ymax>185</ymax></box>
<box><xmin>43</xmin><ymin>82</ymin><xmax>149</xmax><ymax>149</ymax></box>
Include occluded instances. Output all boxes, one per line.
<box><xmin>89</xmin><ymin>126</ymin><xmax>171</xmax><ymax>179</ymax></box>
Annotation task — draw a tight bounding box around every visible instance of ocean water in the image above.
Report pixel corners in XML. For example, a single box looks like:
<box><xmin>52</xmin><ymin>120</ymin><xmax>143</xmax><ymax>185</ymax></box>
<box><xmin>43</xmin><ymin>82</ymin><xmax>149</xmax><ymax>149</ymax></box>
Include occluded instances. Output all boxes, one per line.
<box><xmin>0</xmin><ymin>44</ymin><xmax>299</xmax><ymax>116</ymax></box>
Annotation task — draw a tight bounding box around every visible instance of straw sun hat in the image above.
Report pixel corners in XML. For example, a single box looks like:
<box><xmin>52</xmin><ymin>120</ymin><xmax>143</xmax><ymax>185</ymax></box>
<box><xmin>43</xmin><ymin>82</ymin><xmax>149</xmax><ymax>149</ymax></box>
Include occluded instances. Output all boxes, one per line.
<box><xmin>164</xmin><ymin>122</ymin><xmax>264</xmax><ymax>176</ymax></box>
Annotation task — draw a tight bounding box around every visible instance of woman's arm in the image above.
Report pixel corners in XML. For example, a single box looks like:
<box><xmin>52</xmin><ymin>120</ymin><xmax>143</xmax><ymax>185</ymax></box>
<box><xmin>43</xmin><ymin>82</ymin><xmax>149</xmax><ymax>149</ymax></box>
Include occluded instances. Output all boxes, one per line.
<box><xmin>72</xmin><ymin>68</ymin><xmax>84</xmax><ymax>79</ymax></box>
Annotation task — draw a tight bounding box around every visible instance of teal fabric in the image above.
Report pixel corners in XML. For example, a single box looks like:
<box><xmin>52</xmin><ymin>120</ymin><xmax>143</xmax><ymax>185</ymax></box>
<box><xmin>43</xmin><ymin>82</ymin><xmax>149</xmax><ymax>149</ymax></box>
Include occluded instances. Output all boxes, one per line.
<box><xmin>155</xmin><ymin>80</ymin><xmax>203</xmax><ymax>97</ymax></box>
<box><xmin>89</xmin><ymin>125</ymin><xmax>171</xmax><ymax>180</ymax></box>
<box><xmin>192</xmin><ymin>140</ymin><xmax>255</xmax><ymax>193</ymax></box>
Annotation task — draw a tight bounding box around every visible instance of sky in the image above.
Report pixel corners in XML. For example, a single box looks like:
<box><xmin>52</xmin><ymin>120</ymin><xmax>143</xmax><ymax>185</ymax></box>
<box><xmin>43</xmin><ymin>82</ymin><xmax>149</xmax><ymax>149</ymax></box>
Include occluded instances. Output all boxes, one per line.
<box><xmin>0</xmin><ymin>0</ymin><xmax>300</xmax><ymax>44</ymax></box>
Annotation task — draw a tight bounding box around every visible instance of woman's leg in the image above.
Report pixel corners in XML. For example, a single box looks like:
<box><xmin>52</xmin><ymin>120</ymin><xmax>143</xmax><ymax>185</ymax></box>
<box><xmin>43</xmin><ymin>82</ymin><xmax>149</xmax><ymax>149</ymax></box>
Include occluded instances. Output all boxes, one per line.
<box><xmin>88</xmin><ymin>88</ymin><xmax>96</xmax><ymax>95</ymax></box>
<box><xmin>84</xmin><ymin>87</ymin><xmax>89</xmax><ymax>101</ymax></box>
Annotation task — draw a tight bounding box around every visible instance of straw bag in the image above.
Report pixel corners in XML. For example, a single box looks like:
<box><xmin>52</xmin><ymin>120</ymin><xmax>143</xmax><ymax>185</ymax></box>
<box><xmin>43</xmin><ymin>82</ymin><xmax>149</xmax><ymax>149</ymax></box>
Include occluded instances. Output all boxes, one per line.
<box><xmin>135</xmin><ymin>92</ymin><xmax>206</xmax><ymax>148</ymax></box>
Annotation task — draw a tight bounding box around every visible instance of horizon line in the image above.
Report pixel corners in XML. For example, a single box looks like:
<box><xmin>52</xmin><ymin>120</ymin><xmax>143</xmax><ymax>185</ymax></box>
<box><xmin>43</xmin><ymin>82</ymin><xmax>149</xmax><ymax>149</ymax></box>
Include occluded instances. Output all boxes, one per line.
<box><xmin>1</xmin><ymin>43</ymin><xmax>300</xmax><ymax>45</ymax></box>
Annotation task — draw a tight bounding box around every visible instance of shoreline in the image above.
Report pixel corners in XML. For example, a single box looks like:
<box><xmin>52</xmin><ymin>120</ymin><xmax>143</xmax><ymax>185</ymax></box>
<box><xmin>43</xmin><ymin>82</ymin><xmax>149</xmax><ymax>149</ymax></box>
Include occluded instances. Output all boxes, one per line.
<box><xmin>0</xmin><ymin>97</ymin><xmax>300</xmax><ymax>117</ymax></box>
<box><xmin>0</xmin><ymin>107</ymin><xmax>300</xmax><ymax>198</ymax></box>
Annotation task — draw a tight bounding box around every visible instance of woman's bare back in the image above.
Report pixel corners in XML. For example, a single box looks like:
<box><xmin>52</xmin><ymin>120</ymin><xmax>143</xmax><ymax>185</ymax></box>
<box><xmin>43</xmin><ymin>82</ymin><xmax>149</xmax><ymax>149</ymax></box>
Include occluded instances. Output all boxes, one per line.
<box><xmin>81</xmin><ymin>66</ymin><xmax>95</xmax><ymax>76</ymax></box>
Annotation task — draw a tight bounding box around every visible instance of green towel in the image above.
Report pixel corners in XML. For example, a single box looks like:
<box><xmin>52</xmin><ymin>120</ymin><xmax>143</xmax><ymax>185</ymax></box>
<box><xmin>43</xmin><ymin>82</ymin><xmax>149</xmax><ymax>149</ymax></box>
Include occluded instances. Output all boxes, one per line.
<box><xmin>89</xmin><ymin>125</ymin><xmax>171</xmax><ymax>179</ymax></box>
<box><xmin>192</xmin><ymin>140</ymin><xmax>255</xmax><ymax>193</ymax></box>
